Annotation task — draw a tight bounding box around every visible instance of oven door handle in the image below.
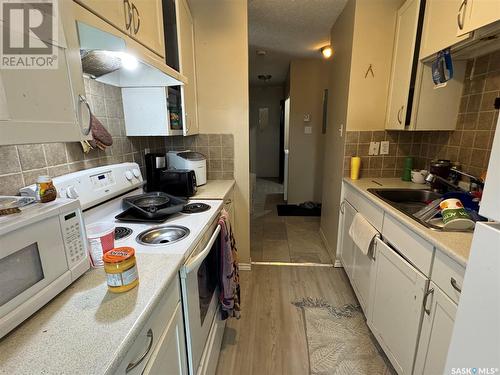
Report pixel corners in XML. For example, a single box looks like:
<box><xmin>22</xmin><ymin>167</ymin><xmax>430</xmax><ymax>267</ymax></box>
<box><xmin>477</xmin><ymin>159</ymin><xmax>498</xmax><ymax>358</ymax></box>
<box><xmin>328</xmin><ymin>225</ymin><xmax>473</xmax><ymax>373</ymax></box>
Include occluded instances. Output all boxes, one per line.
<box><xmin>182</xmin><ymin>224</ymin><xmax>221</xmax><ymax>275</ymax></box>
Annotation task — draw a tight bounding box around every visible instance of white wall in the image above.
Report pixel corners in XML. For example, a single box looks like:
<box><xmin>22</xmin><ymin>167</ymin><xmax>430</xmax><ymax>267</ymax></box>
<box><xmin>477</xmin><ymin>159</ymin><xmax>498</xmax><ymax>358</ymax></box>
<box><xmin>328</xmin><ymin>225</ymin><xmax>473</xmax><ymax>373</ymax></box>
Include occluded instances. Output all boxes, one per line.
<box><xmin>189</xmin><ymin>0</ymin><xmax>250</xmax><ymax>263</ymax></box>
<box><xmin>249</xmin><ymin>85</ymin><xmax>284</xmax><ymax>178</ymax></box>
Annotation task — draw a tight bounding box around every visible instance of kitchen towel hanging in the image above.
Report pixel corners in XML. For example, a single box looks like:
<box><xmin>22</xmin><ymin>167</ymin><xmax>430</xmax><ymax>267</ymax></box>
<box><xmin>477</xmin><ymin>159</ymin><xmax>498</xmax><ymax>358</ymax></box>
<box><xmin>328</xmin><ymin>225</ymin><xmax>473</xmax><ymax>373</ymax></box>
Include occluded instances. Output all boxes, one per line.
<box><xmin>81</xmin><ymin>113</ymin><xmax>113</xmax><ymax>153</ymax></box>
<box><xmin>348</xmin><ymin>213</ymin><xmax>380</xmax><ymax>256</ymax></box>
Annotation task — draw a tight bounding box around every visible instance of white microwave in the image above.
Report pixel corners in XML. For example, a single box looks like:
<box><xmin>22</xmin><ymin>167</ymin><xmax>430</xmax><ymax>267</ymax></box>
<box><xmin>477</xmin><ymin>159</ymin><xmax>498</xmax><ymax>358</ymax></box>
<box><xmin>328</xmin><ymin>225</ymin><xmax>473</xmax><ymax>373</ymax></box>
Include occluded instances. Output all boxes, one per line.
<box><xmin>0</xmin><ymin>199</ymin><xmax>89</xmax><ymax>338</ymax></box>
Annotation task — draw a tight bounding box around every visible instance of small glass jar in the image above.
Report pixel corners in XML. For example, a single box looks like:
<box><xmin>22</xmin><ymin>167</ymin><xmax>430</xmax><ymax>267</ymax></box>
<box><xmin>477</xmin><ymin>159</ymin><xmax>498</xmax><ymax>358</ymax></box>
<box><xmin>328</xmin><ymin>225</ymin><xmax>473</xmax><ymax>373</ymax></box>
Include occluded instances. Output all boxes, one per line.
<box><xmin>103</xmin><ymin>247</ymin><xmax>139</xmax><ymax>293</ymax></box>
<box><xmin>36</xmin><ymin>175</ymin><xmax>57</xmax><ymax>203</ymax></box>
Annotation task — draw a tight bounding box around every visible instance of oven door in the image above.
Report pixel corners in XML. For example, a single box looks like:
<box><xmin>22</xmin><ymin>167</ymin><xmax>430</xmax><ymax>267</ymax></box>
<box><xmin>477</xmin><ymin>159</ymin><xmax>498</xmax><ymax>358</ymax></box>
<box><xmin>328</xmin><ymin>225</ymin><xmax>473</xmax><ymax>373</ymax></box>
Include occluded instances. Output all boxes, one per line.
<box><xmin>180</xmin><ymin>222</ymin><xmax>221</xmax><ymax>375</ymax></box>
<box><xmin>0</xmin><ymin>215</ymin><xmax>71</xmax><ymax>337</ymax></box>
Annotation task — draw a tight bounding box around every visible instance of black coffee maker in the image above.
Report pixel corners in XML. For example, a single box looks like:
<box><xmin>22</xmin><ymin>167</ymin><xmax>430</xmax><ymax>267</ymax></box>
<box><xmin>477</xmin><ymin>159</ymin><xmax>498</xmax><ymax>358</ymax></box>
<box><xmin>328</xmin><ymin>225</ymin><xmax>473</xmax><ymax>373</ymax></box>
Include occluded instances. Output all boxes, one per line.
<box><xmin>145</xmin><ymin>153</ymin><xmax>197</xmax><ymax>197</ymax></box>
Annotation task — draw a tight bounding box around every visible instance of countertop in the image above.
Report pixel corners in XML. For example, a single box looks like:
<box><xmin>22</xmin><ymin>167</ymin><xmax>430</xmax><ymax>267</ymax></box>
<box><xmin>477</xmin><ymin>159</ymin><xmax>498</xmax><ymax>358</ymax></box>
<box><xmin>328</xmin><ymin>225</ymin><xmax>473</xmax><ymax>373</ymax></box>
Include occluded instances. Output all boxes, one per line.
<box><xmin>0</xmin><ymin>253</ymin><xmax>184</xmax><ymax>374</ymax></box>
<box><xmin>192</xmin><ymin>180</ymin><xmax>235</xmax><ymax>200</ymax></box>
<box><xmin>344</xmin><ymin>178</ymin><xmax>473</xmax><ymax>267</ymax></box>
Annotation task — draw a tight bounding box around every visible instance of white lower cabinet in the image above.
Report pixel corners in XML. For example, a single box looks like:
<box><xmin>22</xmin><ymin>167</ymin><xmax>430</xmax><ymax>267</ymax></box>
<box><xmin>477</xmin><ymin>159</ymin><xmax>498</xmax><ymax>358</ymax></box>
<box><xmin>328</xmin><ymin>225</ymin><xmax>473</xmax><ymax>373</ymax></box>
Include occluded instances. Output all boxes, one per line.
<box><xmin>414</xmin><ymin>282</ymin><xmax>457</xmax><ymax>375</ymax></box>
<box><xmin>143</xmin><ymin>303</ymin><xmax>187</xmax><ymax>375</ymax></box>
<box><xmin>351</xmin><ymin>241</ymin><xmax>374</xmax><ymax>316</ymax></box>
<box><xmin>339</xmin><ymin>200</ymin><xmax>356</xmax><ymax>279</ymax></box>
<box><xmin>368</xmin><ymin>238</ymin><xmax>427</xmax><ymax>375</ymax></box>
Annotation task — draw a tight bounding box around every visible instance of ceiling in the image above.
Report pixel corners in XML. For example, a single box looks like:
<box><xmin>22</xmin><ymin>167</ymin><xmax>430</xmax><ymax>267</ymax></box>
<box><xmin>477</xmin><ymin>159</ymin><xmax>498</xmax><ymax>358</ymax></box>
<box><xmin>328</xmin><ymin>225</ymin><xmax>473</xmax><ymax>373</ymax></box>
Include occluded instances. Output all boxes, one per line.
<box><xmin>248</xmin><ymin>0</ymin><xmax>348</xmax><ymax>87</ymax></box>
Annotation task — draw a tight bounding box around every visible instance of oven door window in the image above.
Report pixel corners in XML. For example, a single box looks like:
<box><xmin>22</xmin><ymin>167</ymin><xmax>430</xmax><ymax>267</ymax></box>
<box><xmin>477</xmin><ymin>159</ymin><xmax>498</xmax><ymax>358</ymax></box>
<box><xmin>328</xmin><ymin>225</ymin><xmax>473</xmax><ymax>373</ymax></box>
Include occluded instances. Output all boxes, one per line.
<box><xmin>0</xmin><ymin>243</ymin><xmax>44</xmax><ymax>307</ymax></box>
<box><xmin>197</xmin><ymin>236</ymin><xmax>220</xmax><ymax>326</ymax></box>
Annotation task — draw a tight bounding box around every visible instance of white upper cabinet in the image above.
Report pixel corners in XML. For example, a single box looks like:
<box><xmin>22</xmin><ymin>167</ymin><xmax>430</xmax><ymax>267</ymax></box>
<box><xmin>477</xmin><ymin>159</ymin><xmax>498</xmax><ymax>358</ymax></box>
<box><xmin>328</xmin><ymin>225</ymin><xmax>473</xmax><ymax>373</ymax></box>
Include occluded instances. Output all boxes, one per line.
<box><xmin>385</xmin><ymin>0</ymin><xmax>422</xmax><ymax>130</ymax></box>
<box><xmin>177</xmin><ymin>0</ymin><xmax>199</xmax><ymax>136</ymax></box>
<box><xmin>75</xmin><ymin>0</ymin><xmax>165</xmax><ymax>58</ymax></box>
<box><xmin>457</xmin><ymin>0</ymin><xmax>500</xmax><ymax>36</ymax></box>
<box><xmin>386</xmin><ymin>0</ymin><xmax>466</xmax><ymax>131</ymax></box>
<box><xmin>419</xmin><ymin>0</ymin><xmax>471</xmax><ymax>60</ymax></box>
<box><xmin>0</xmin><ymin>0</ymin><xmax>90</xmax><ymax>145</ymax></box>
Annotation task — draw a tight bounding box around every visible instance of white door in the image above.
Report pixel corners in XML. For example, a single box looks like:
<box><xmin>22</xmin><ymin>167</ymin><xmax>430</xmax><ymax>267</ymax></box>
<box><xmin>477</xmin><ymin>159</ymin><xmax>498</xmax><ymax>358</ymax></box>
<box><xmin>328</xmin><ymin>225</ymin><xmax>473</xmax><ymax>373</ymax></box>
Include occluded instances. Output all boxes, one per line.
<box><xmin>385</xmin><ymin>0</ymin><xmax>422</xmax><ymax>130</ymax></box>
<box><xmin>339</xmin><ymin>200</ymin><xmax>356</xmax><ymax>279</ymax></box>
<box><xmin>368</xmin><ymin>238</ymin><xmax>427</xmax><ymax>375</ymax></box>
<box><xmin>414</xmin><ymin>282</ymin><xmax>457</xmax><ymax>375</ymax></box>
<box><xmin>143</xmin><ymin>303</ymin><xmax>187</xmax><ymax>375</ymax></box>
<box><xmin>283</xmin><ymin>97</ymin><xmax>290</xmax><ymax>201</ymax></box>
<box><xmin>479</xmin><ymin>116</ymin><xmax>500</xmax><ymax>221</ymax></box>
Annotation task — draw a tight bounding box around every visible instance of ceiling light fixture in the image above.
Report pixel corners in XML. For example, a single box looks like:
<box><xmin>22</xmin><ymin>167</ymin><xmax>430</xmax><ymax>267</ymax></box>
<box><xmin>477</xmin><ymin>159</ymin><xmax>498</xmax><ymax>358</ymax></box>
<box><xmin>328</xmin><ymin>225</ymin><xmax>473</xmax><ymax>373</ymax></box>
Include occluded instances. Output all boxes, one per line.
<box><xmin>321</xmin><ymin>46</ymin><xmax>333</xmax><ymax>59</ymax></box>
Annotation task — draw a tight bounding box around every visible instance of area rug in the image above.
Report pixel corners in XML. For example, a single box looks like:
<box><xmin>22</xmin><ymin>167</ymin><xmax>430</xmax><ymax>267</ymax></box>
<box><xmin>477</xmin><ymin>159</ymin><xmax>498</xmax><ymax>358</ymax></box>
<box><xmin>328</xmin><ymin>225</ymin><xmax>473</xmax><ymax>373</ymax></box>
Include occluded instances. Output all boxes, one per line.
<box><xmin>292</xmin><ymin>298</ymin><xmax>395</xmax><ymax>375</ymax></box>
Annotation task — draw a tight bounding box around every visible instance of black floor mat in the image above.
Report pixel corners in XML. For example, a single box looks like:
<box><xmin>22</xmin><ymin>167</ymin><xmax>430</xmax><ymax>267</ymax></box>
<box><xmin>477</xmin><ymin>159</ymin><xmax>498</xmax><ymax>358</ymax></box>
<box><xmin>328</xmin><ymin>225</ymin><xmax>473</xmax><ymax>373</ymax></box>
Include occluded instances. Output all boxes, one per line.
<box><xmin>277</xmin><ymin>204</ymin><xmax>321</xmax><ymax>216</ymax></box>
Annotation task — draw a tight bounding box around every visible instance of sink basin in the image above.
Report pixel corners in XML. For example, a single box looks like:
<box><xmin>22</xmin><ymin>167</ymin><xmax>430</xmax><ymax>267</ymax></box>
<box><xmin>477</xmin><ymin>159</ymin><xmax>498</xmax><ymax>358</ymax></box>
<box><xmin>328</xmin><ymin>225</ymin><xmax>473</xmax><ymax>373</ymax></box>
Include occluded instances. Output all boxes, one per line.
<box><xmin>368</xmin><ymin>188</ymin><xmax>448</xmax><ymax>231</ymax></box>
<box><xmin>136</xmin><ymin>225</ymin><xmax>190</xmax><ymax>246</ymax></box>
<box><xmin>368</xmin><ymin>188</ymin><xmax>442</xmax><ymax>215</ymax></box>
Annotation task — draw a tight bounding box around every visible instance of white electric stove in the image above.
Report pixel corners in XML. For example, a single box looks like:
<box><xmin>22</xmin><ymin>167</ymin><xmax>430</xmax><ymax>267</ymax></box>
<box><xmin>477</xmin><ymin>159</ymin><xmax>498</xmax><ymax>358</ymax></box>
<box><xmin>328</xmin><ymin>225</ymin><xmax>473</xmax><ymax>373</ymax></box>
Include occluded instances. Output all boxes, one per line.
<box><xmin>20</xmin><ymin>162</ymin><xmax>226</xmax><ymax>375</ymax></box>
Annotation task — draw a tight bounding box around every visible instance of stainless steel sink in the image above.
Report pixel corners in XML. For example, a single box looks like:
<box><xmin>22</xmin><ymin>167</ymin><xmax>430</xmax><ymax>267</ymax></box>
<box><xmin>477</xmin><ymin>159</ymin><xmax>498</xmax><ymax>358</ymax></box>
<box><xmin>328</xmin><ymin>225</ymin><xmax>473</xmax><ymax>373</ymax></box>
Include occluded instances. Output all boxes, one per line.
<box><xmin>136</xmin><ymin>225</ymin><xmax>190</xmax><ymax>246</ymax></box>
<box><xmin>367</xmin><ymin>188</ymin><xmax>451</xmax><ymax>231</ymax></box>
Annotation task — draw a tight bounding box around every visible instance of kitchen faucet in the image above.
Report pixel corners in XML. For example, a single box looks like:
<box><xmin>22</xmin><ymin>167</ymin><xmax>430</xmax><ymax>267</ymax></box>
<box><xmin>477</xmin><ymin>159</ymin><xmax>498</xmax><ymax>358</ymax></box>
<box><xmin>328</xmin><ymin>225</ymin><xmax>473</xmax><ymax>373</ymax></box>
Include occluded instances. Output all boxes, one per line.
<box><xmin>425</xmin><ymin>168</ymin><xmax>484</xmax><ymax>193</ymax></box>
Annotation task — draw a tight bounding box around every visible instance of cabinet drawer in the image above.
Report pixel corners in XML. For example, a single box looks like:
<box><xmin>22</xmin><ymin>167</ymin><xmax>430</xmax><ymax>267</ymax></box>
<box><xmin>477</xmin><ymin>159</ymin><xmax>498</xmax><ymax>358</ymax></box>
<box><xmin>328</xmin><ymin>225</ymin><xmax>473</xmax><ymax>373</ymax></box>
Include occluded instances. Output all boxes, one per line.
<box><xmin>344</xmin><ymin>184</ymin><xmax>383</xmax><ymax>231</ymax></box>
<box><xmin>382</xmin><ymin>214</ymin><xmax>434</xmax><ymax>276</ymax></box>
<box><xmin>113</xmin><ymin>278</ymin><xmax>181</xmax><ymax>375</ymax></box>
<box><xmin>431</xmin><ymin>250</ymin><xmax>465</xmax><ymax>304</ymax></box>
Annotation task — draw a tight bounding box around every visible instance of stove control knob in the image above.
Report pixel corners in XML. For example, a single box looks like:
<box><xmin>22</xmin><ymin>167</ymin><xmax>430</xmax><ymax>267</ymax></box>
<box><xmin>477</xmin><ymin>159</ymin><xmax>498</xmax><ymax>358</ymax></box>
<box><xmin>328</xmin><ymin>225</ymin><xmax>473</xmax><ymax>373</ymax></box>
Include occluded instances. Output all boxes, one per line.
<box><xmin>66</xmin><ymin>186</ymin><xmax>79</xmax><ymax>199</ymax></box>
<box><xmin>132</xmin><ymin>168</ymin><xmax>141</xmax><ymax>179</ymax></box>
<box><xmin>125</xmin><ymin>170</ymin><xmax>133</xmax><ymax>181</ymax></box>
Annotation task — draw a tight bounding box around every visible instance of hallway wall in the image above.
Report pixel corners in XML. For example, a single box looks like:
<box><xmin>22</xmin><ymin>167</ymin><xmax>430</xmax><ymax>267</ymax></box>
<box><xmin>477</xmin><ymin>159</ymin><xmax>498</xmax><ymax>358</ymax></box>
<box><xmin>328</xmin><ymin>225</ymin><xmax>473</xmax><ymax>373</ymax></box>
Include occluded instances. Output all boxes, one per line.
<box><xmin>287</xmin><ymin>59</ymin><xmax>329</xmax><ymax>204</ymax></box>
<box><xmin>249</xmin><ymin>85</ymin><xmax>284</xmax><ymax>178</ymax></box>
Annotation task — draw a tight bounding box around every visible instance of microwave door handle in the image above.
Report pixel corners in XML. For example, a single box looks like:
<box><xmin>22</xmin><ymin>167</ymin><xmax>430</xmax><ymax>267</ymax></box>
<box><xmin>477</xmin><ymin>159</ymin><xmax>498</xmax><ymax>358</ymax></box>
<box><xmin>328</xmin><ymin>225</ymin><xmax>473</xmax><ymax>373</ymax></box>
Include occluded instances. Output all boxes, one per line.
<box><xmin>183</xmin><ymin>225</ymin><xmax>221</xmax><ymax>275</ymax></box>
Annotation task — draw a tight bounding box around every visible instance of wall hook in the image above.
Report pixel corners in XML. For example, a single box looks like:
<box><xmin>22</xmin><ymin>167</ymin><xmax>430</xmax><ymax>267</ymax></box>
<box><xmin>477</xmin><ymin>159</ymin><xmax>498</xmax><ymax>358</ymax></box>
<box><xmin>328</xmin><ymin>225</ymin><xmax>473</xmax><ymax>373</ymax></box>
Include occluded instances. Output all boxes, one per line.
<box><xmin>365</xmin><ymin>64</ymin><xmax>374</xmax><ymax>78</ymax></box>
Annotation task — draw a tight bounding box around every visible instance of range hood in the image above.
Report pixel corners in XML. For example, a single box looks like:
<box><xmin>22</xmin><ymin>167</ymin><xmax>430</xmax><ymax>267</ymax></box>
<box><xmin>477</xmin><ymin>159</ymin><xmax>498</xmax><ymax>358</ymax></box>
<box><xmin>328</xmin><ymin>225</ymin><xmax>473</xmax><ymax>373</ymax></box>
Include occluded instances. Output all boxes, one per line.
<box><xmin>77</xmin><ymin>22</ymin><xmax>186</xmax><ymax>87</ymax></box>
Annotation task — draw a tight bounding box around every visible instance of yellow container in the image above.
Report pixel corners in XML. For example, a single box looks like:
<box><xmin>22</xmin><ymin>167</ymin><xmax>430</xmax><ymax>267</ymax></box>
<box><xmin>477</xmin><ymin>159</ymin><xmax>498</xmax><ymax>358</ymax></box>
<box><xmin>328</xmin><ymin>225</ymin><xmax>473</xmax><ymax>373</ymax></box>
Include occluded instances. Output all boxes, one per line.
<box><xmin>103</xmin><ymin>247</ymin><xmax>139</xmax><ymax>293</ymax></box>
<box><xmin>350</xmin><ymin>156</ymin><xmax>361</xmax><ymax>180</ymax></box>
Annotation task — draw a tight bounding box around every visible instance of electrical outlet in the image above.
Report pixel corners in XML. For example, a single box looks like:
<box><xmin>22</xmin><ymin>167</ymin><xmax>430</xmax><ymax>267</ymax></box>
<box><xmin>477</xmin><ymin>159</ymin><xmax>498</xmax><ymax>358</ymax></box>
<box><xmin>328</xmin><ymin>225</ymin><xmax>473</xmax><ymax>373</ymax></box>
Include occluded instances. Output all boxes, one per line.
<box><xmin>304</xmin><ymin>126</ymin><xmax>312</xmax><ymax>134</ymax></box>
<box><xmin>380</xmin><ymin>141</ymin><xmax>390</xmax><ymax>155</ymax></box>
<box><xmin>144</xmin><ymin>148</ymin><xmax>150</xmax><ymax>155</ymax></box>
<box><xmin>369</xmin><ymin>142</ymin><xmax>380</xmax><ymax>156</ymax></box>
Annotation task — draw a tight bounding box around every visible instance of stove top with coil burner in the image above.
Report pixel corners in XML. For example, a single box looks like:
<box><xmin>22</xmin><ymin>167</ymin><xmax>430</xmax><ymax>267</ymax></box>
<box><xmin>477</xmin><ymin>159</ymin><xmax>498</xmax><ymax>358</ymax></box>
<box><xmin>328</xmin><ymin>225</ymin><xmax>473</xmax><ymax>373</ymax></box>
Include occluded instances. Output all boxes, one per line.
<box><xmin>182</xmin><ymin>202</ymin><xmax>211</xmax><ymax>214</ymax></box>
<box><xmin>114</xmin><ymin>226</ymin><xmax>133</xmax><ymax>240</ymax></box>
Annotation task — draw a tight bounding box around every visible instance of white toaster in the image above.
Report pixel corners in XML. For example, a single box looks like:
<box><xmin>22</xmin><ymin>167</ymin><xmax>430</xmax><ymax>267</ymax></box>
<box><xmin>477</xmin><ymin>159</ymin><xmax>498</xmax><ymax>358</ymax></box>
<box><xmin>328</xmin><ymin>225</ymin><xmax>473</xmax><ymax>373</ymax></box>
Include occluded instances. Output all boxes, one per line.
<box><xmin>167</xmin><ymin>150</ymin><xmax>207</xmax><ymax>186</ymax></box>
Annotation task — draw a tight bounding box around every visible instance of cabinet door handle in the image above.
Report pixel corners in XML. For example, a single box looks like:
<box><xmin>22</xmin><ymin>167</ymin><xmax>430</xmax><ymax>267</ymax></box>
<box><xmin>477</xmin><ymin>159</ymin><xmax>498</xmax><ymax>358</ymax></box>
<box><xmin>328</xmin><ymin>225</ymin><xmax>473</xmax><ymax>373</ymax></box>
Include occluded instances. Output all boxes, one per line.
<box><xmin>78</xmin><ymin>95</ymin><xmax>91</xmax><ymax>136</ymax></box>
<box><xmin>450</xmin><ymin>277</ymin><xmax>462</xmax><ymax>293</ymax></box>
<box><xmin>457</xmin><ymin>0</ymin><xmax>467</xmax><ymax>30</ymax></box>
<box><xmin>123</xmin><ymin>0</ymin><xmax>132</xmax><ymax>31</ymax></box>
<box><xmin>397</xmin><ymin>105</ymin><xmax>404</xmax><ymax>125</ymax></box>
<box><xmin>340</xmin><ymin>200</ymin><xmax>345</xmax><ymax>214</ymax></box>
<box><xmin>126</xmin><ymin>328</ymin><xmax>153</xmax><ymax>373</ymax></box>
<box><xmin>225</xmin><ymin>199</ymin><xmax>232</xmax><ymax>204</ymax></box>
<box><xmin>423</xmin><ymin>287</ymin><xmax>434</xmax><ymax>315</ymax></box>
<box><xmin>131</xmin><ymin>3</ymin><xmax>140</xmax><ymax>34</ymax></box>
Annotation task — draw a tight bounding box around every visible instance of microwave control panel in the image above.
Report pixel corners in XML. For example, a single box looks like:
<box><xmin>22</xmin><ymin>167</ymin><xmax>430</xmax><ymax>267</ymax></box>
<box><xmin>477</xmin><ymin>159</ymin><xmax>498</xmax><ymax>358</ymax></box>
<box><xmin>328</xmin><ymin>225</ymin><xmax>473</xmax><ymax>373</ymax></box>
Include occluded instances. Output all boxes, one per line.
<box><xmin>60</xmin><ymin>210</ymin><xmax>86</xmax><ymax>268</ymax></box>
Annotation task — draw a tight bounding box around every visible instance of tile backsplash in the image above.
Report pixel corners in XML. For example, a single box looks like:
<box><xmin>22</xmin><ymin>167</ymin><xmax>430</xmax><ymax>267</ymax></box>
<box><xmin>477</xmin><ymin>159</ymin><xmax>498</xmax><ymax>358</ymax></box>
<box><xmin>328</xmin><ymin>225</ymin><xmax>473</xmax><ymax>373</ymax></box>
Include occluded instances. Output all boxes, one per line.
<box><xmin>0</xmin><ymin>78</ymin><xmax>233</xmax><ymax>195</ymax></box>
<box><xmin>344</xmin><ymin>50</ymin><xmax>499</xmax><ymax>180</ymax></box>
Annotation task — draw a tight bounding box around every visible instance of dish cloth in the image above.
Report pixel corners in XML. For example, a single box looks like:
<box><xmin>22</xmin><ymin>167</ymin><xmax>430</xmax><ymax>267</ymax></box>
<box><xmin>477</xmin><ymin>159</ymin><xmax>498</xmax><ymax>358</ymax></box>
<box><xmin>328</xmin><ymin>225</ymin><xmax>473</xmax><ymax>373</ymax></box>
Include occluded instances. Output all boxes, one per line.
<box><xmin>81</xmin><ymin>113</ymin><xmax>113</xmax><ymax>153</ymax></box>
<box><xmin>218</xmin><ymin>208</ymin><xmax>241</xmax><ymax>320</ymax></box>
<box><xmin>349</xmin><ymin>213</ymin><xmax>380</xmax><ymax>256</ymax></box>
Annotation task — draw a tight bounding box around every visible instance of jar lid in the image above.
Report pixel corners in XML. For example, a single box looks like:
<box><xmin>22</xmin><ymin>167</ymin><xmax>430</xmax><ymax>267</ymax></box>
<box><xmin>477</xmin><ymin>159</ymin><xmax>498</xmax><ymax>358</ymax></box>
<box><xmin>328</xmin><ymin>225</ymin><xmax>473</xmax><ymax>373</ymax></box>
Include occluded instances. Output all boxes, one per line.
<box><xmin>103</xmin><ymin>247</ymin><xmax>135</xmax><ymax>263</ymax></box>
<box><xmin>36</xmin><ymin>175</ymin><xmax>51</xmax><ymax>183</ymax></box>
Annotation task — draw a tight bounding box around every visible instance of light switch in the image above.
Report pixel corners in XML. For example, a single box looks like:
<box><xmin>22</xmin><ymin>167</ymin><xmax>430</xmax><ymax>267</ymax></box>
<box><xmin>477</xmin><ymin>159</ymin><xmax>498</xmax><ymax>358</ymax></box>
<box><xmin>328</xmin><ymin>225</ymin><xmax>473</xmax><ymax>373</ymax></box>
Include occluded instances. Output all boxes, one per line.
<box><xmin>303</xmin><ymin>114</ymin><xmax>311</xmax><ymax>122</ymax></box>
<box><xmin>304</xmin><ymin>126</ymin><xmax>313</xmax><ymax>134</ymax></box>
<box><xmin>380</xmin><ymin>141</ymin><xmax>390</xmax><ymax>155</ymax></box>
<box><xmin>369</xmin><ymin>142</ymin><xmax>380</xmax><ymax>156</ymax></box>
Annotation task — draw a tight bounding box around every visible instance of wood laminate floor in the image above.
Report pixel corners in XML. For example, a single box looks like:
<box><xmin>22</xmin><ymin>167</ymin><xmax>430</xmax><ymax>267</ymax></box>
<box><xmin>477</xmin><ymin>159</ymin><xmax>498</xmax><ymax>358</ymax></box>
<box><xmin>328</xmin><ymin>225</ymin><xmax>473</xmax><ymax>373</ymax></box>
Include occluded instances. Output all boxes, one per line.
<box><xmin>215</xmin><ymin>265</ymin><xmax>357</xmax><ymax>375</ymax></box>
